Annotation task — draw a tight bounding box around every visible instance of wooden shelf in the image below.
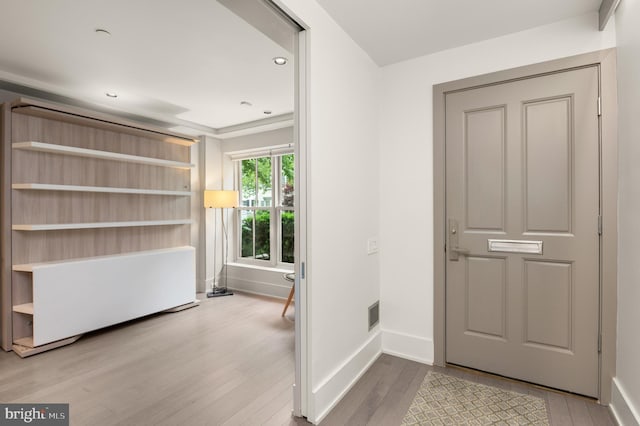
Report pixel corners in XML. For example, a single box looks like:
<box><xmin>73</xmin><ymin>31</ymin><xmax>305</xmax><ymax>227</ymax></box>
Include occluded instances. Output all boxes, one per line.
<box><xmin>13</xmin><ymin>337</ymin><xmax>34</xmax><ymax>348</ymax></box>
<box><xmin>13</xmin><ymin>246</ymin><xmax>194</xmax><ymax>272</ymax></box>
<box><xmin>12</xmin><ymin>247</ymin><xmax>194</xmax><ymax>348</ymax></box>
<box><xmin>13</xmin><ymin>303</ymin><xmax>34</xmax><ymax>315</ymax></box>
<box><xmin>12</xmin><ymin>265</ymin><xmax>33</xmax><ymax>272</ymax></box>
<box><xmin>12</xmin><ymin>219</ymin><xmax>192</xmax><ymax>232</ymax></box>
<box><xmin>12</xmin><ymin>183</ymin><xmax>191</xmax><ymax>196</ymax></box>
<box><xmin>13</xmin><ymin>142</ymin><xmax>195</xmax><ymax>169</ymax></box>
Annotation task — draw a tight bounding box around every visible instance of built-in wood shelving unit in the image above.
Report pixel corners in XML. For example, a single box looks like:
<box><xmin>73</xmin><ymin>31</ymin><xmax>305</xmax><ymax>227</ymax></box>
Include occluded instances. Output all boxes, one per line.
<box><xmin>1</xmin><ymin>97</ymin><xmax>197</xmax><ymax>357</ymax></box>
<box><xmin>13</xmin><ymin>141</ymin><xmax>194</xmax><ymax>169</ymax></box>
<box><xmin>12</xmin><ymin>219</ymin><xmax>192</xmax><ymax>232</ymax></box>
<box><xmin>12</xmin><ymin>183</ymin><xmax>191</xmax><ymax>196</ymax></box>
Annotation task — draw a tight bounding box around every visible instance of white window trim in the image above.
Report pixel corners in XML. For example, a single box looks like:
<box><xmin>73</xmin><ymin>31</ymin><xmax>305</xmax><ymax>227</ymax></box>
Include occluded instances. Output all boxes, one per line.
<box><xmin>233</xmin><ymin>152</ymin><xmax>294</xmax><ymax>269</ymax></box>
<box><xmin>228</xmin><ymin>143</ymin><xmax>293</xmax><ymax>161</ymax></box>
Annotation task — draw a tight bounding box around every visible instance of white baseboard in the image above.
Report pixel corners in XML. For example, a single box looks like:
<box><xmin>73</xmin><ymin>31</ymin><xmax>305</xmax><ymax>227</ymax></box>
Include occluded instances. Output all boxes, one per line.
<box><xmin>226</xmin><ymin>277</ymin><xmax>291</xmax><ymax>299</ymax></box>
<box><xmin>611</xmin><ymin>377</ymin><xmax>640</xmax><ymax>426</ymax></box>
<box><xmin>381</xmin><ymin>329</ymin><xmax>434</xmax><ymax>365</ymax></box>
<box><xmin>308</xmin><ymin>331</ymin><xmax>382</xmax><ymax>424</ymax></box>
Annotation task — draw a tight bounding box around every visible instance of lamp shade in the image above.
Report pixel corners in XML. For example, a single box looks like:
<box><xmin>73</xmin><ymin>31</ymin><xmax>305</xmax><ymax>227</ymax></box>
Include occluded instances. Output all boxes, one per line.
<box><xmin>204</xmin><ymin>190</ymin><xmax>239</xmax><ymax>208</ymax></box>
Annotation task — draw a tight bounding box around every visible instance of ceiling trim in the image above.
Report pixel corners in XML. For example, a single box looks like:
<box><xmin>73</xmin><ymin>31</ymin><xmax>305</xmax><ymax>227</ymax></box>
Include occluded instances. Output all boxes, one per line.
<box><xmin>214</xmin><ymin>113</ymin><xmax>293</xmax><ymax>139</ymax></box>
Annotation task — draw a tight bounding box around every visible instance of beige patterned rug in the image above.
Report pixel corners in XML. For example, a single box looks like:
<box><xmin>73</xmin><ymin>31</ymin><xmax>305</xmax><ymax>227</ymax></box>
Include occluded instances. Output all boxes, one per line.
<box><xmin>402</xmin><ymin>371</ymin><xmax>550</xmax><ymax>425</ymax></box>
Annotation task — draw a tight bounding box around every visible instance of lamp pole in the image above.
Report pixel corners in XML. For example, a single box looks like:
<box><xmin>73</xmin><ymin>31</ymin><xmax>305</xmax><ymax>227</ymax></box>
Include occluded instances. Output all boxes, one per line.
<box><xmin>205</xmin><ymin>190</ymin><xmax>237</xmax><ymax>298</ymax></box>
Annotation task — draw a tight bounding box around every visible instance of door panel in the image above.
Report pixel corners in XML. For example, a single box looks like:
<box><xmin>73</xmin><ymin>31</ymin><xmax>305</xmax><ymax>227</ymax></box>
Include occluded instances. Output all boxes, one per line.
<box><xmin>445</xmin><ymin>66</ymin><xmax>599</xmax><ymax>397</ymax></box>
<box><xmin>524</xmin><ymin>97</ymin><xmax>573</xmax><ymax>232</ymax></box>
<box><xmin>465</xmin><ymin>256</ymin><xmax>506</xmax><ymax>339</ymax></box>
<box><xmin>465</xmin><ymin>107</ymin><xmax>506</xmax><ymax>231</ymax></box>
<box><xmin>523</xmin><ymin>260</ymin><xmax>572</xmax><ymax>350</ymax></box>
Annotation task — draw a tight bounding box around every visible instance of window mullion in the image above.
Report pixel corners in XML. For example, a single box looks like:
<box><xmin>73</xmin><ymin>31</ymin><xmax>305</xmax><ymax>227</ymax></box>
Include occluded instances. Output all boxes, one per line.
<box><xmin>276</xmin><ymin>205</ymin><xmax>283</xmax><ymax>266</ymax></box>
<box><xmin>236</xmin><ymin>161</ymin><xmax>242</xmax><ymax>261</ymax></box>
<box><xmin>253</xmin><ymin>161</ymin><xmax>258</xmax><ymax>258</ymax></box>
<box><xmin>270</xmin><ymin>155</ymin><xmax>279</xmax><ymax>266</ymax></box>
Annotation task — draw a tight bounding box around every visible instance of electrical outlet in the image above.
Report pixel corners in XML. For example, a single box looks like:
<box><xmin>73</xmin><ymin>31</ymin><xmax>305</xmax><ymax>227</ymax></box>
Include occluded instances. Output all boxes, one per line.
<box><xmin>367</xmin><ymin>237</ymin><xmax>379</xmax><ymax>255</ymax></box>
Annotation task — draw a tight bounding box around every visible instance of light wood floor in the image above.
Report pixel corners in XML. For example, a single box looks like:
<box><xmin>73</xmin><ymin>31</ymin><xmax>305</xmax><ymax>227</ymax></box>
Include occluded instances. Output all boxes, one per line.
<box><xmin>0</xmin><ymin>293</ymin><xmax>617</xmax><ymax>426</ymax></box>
<box><xmin>0</xmin><ymin>292</ymin><xmax>296</xmax><ymax>425</ymax></box>
<box><xmin>318</xmin><ymin>354</ymin><xmax>616</xmax><ymax>426</ymax></box>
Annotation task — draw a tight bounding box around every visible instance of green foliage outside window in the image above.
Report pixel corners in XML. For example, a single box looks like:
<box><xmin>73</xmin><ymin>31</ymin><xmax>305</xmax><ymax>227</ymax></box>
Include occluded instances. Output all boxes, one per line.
<box><xmin>241</xmin><ymin>157</ymin><xmax>272</xmax><ymax>200</ymax></box>
<box><xmin>281</xmin><ymin>154</ymin><xmax>294</xmax><ymax>208</ymax></box>
<box><xmin>241</xmin><ymin>210</ymin><xmax>269</xmax><ymax>259</ymax></box>
<box><xmin>241</xmin><ymin>210</ymin><xmax>294</xmax><ymax>263</ymax></box>
<box><xmin>281</xmin><ymin>211</ymin><xmax>294</xmax><ymax>263</ymax></box>
<box><xmin>281</xmin><ymin>154</ymin><xmax>294</xmax><ymax>183</ymax></box>
<box><xmin>240</xmin><ymin>154</ymin><xmax>295</xmax><ymax>263</ymax></box>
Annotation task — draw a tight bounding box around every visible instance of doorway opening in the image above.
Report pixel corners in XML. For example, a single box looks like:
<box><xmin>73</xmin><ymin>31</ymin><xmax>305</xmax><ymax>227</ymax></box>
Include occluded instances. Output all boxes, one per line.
<box><xmin>214</xmin><ymin>0</ymin><xmax>308</xmax><ymax>418</ymax></box>
<box><xmin>0</xmin><ymin>0</ymin><xmax>310</xmax><ymax>420</ymax></box>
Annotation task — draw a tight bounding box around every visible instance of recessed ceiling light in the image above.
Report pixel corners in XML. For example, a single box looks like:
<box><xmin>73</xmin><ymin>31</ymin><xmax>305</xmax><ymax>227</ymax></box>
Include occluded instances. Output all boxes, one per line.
<box><xmin>95</xmin><ymin>28</ymin><xmax>111</xmax><ymax>36</ymax></box>
<box><xmin>273</xmin><ymin>57</ymin><xmax>287</xmax><ymax>65</ymax></box>
<box><xmin>240</xmin><ymin>101</ymin><xmax>253</xmax><ymax>106</ymax></box>
<box><xmin>263</xmin><ymin>110</ymin><xmax>272</xmax><ymax>115</ymax></box>
<box><xmin>105</xmin><ymin>92</ymin><xmax>118</xmax><ymax>98</ymax></box>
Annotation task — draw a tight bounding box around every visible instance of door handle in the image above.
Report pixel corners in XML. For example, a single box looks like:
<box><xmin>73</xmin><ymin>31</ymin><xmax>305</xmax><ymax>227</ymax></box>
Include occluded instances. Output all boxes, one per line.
<box><xmin>448</xmin><ymin>218</ymin><xmax>470</xmax><ymax>261</ymax></box>
<box><xmin>450</xmin><ymin>247</ymin><xmax>470</xmax><ymax>255</ymax></box>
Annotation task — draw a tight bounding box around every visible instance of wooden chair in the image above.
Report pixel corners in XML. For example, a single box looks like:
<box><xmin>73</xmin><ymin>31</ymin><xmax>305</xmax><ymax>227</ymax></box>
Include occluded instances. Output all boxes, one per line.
<box><xmin>282</xmin><ymin>273</ymin><xmax>295</xmax><ymax>317</ymax></box>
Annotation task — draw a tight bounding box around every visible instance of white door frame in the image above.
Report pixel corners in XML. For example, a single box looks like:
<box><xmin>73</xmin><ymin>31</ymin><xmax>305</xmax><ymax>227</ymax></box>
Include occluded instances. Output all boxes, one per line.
<box><xmin>267</xmin><ymin>0</ymin><xmax>310</xmax><ymax>417</ymax></box>
<box><xmin>432</xmin><ymin>49</ymin><xmax>618</xmax><ymax>404</ymax></box>
<box><xmin>292</xmin><ymin>27</ymin><xmax>309</xmax><ymax>417</ymax></box>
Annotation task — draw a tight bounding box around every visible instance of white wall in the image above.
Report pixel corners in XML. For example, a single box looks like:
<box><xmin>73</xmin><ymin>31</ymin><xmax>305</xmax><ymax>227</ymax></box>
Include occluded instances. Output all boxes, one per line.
<box><xmin>612</xmin><ymin>2</ymin><xmax>640</xmax><ymax>424</ymax></box>
<box><xmin>273</xmin><ymin>1</ymin><xmax>381</xmax><ymax>423</ymax></box>
<box><xmin>378</xmin><ymin>12</ymin><xmax>616</xmax><ymax>363</ymax></box>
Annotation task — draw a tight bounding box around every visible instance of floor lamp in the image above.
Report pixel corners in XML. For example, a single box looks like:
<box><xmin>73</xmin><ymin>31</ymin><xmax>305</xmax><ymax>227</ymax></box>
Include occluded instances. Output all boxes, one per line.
<box><xmin>204</xmin><ymin>190</ymin><xmax>238</xmax><ymax>298</ymax></box>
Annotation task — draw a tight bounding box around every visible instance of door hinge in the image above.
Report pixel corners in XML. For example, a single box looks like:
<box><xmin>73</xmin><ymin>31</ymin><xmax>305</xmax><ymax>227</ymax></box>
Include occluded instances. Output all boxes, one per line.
<box><xmin>597</xmin><ymin>97</ymin><xmax>602</xmax><ymax>116</ymax></box>
<box><xmin>301</xmin><ymin>262</ymin><xmax>305</xmax><ymax>279</ymax></box>
<box><xmin>598</xmin><ymin>334</ymin><xmax>602</xmax><ymax>353</ymax></box>
<box><xmin>598</xmin><ymin>215</ymin><xmax>603</xmax><ymax>235</ymax></box>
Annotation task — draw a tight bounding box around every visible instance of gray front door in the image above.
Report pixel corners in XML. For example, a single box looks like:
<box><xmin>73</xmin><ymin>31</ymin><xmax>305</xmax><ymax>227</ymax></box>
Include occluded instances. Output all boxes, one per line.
<box><xmin>445</xmin><ymin>66</ymin><xmax>600</xmax><ymax>397</ymax></box>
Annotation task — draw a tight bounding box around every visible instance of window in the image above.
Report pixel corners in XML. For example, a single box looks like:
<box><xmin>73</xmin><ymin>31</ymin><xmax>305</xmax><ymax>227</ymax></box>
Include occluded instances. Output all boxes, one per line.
<box><xmin>237</xmin><ymin>153</ymin><xmax>294</xmax><ymax>266</ymax></box>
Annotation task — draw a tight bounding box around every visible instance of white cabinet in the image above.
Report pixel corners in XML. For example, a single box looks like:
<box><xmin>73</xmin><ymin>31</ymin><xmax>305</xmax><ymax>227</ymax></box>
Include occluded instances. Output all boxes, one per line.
<box><xmin>13</xmin><ymin>247</ymin><xmax>195</xmax><ymax>348</ymax></box>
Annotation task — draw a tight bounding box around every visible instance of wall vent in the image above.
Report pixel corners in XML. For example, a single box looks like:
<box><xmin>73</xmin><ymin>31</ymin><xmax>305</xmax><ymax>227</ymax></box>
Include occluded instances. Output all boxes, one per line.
<box><xmin>368</xmin><ymin>301</ymin><xmax>380</xmax><ymax>331</ymax></box>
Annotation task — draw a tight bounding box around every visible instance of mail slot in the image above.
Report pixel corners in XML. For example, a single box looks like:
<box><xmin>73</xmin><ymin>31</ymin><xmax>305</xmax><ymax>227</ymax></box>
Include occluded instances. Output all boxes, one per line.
<box><xmin>487</xmin><ymin>239</ymin><xmax>543</xmax><ymax>254</ymax></box>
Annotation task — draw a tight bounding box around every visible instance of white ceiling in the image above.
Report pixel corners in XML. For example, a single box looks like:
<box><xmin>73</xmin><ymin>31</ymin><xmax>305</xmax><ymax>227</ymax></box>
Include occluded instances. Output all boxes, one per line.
<box><xmin>315</xmin><ymin>0</ymin><xmax>603</xmax><ymax>66</ymax></box>
<box><xmin>0</xmin><ymin>0</ymin><xmax>294</xmax><ymax>136</ymax></box>
<box><xmin>0</xmin><ymin>0</ymin><xmax>605</xmax><ymax>137</ymax></box>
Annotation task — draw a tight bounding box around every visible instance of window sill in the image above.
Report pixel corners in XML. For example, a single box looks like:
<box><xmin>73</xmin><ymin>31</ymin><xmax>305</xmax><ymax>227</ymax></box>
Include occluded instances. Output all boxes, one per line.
<box><xmin>226</xmin><ymin>262</ymin><xmax>293</xmax><ymax>274</ymax></box>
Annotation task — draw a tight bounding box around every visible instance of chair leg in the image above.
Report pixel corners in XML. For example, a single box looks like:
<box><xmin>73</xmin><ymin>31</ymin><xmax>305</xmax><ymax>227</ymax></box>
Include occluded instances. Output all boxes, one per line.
<box><xmin>282</xmin><ymin>285</ymin><xmax>295</xmax><ymax>317</ymax></box>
